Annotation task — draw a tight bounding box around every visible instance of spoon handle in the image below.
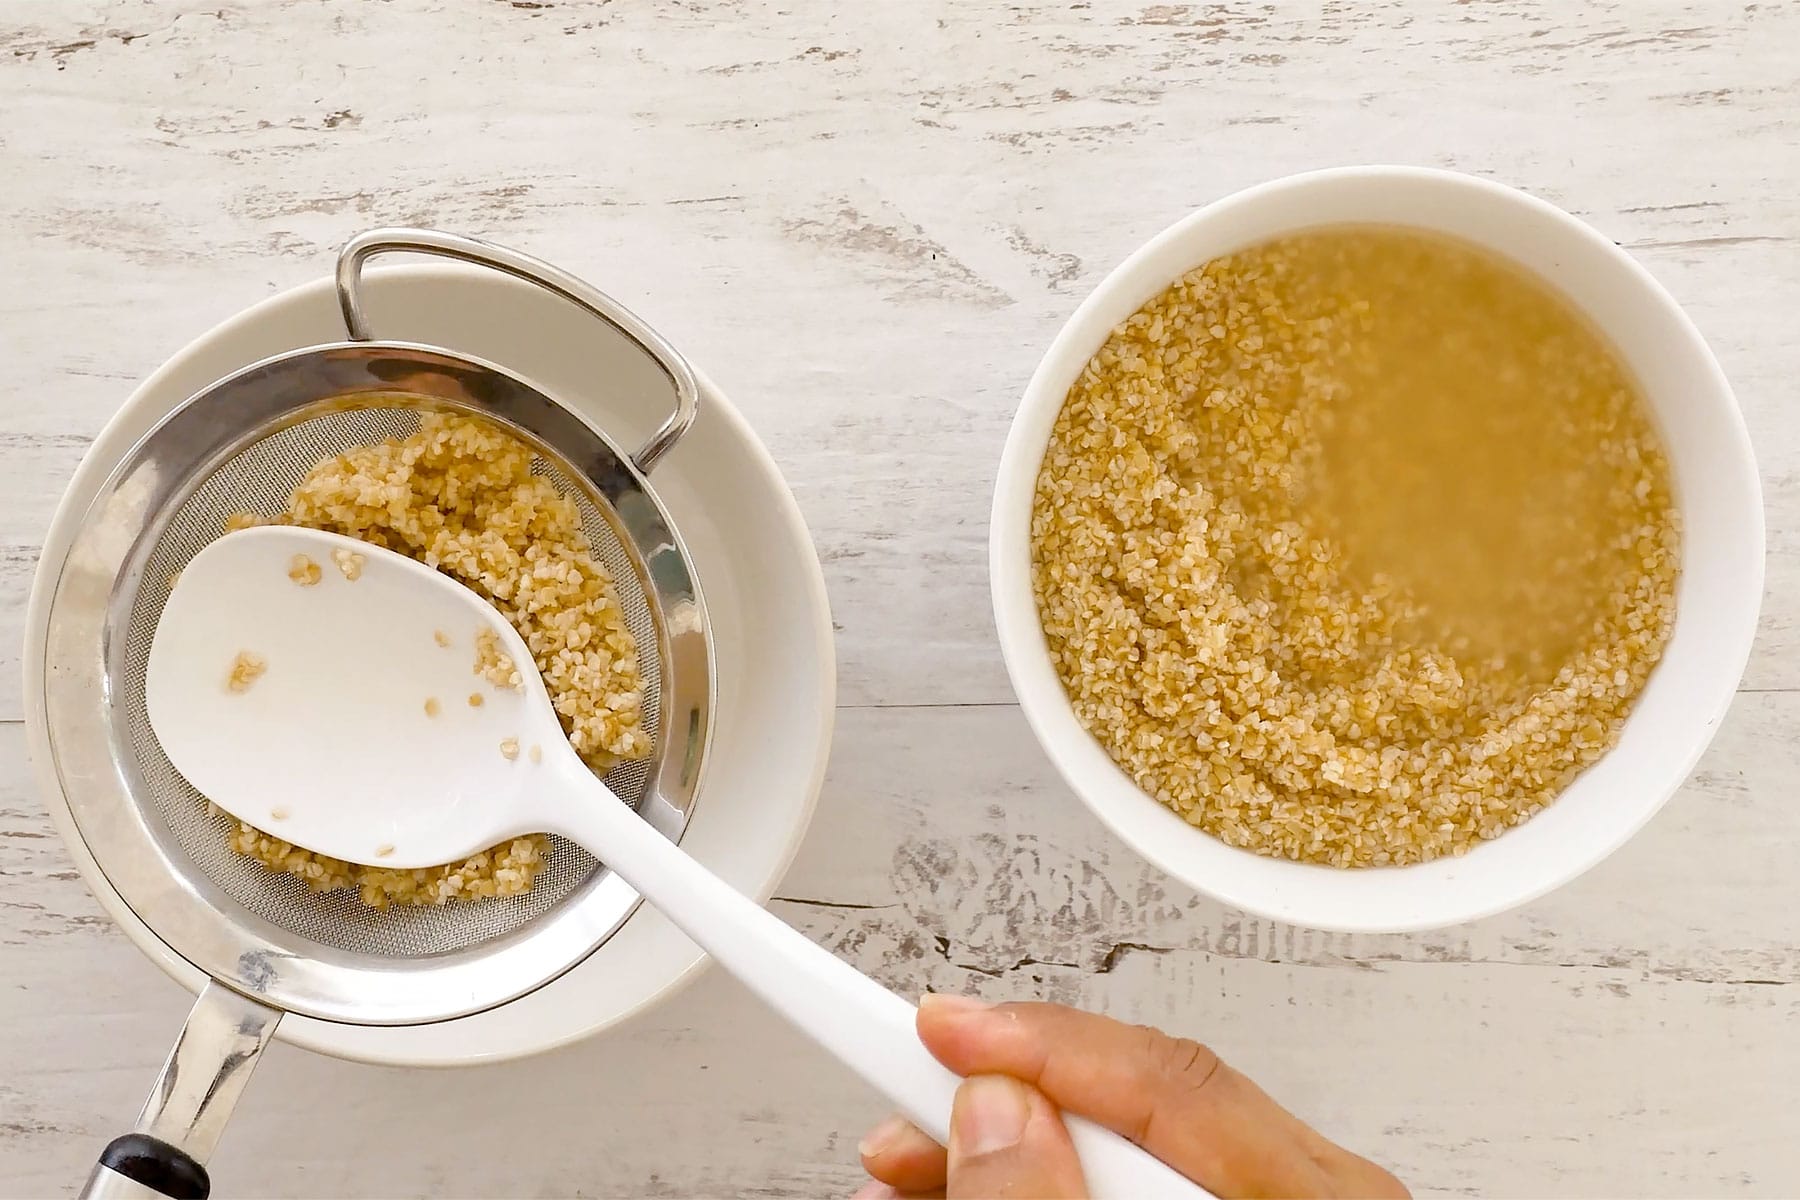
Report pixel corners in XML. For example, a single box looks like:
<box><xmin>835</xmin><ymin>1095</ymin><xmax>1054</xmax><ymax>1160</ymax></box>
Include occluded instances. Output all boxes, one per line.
<box><xmin>546</xmin><ymin>773</ymin><xmax>1210</xmax><ymax>1199</ymax></box>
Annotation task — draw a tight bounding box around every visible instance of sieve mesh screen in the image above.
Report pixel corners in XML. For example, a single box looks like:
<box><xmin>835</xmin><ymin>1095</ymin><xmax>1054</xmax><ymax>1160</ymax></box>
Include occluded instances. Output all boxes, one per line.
<box><xmin>118</xmin><ymin>404</ymin><xmax>663</xmax><ymax>959</ymax></box>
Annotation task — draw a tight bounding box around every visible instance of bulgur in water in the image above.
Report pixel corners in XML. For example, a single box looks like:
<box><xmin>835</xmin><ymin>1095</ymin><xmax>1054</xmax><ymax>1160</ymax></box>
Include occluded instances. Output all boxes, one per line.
<box><xmin>1031</xmin><ymin>228</ymin><xmax>1678</xmax><ymax>867</ymax></box>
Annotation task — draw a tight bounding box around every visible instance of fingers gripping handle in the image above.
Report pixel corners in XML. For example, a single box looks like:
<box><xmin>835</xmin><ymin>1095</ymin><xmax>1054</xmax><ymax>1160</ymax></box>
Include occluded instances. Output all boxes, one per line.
<box><xmin>549</xmin><ymin>779</ymin><xmax>1211</xmax><ymax>1199</ymax></box>
<box><xmin>859</xmin><ymin>991</ymin><xmax>1212</xmax><ymax>1199</ymax></box>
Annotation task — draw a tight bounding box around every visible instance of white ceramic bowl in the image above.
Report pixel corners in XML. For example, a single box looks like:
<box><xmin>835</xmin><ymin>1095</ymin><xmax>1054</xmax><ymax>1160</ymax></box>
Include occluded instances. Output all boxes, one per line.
<box><xmin>992</xmin><ymin>166</ymin><xmax>1764</xmax><ymax>933</ymax></box>
<box><xmin>26</xmin><ymin>261</ymin><xmax>836</xmax><ymax>1064</ymax></box>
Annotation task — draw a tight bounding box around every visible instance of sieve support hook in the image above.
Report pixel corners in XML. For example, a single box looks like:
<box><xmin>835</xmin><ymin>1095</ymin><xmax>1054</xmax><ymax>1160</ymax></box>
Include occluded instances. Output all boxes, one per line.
<box><xmin>80</xmin><ymin>981</ymin><xmax>281</xmax><ymax>1199</ymax></box>
<box><xmin>334</xmin><ymin>228</ymin><xmax>700</xmax><ymax>475</ymax></box>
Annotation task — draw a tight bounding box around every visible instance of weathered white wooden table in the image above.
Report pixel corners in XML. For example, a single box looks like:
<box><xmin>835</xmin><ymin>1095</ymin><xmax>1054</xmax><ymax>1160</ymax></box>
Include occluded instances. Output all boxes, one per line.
<box><xmin>3</xmin><ymin>2</ymin><xmax>1796</xmax><ymax>1196</ymax></box>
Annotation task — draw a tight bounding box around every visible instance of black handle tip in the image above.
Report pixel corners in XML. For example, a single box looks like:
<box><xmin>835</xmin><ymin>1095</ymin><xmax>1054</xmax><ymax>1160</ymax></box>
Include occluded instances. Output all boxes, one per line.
<box><xmin>98</xmin><ymin>1133</ymin><xmax>210</xmax><ymax>1200</ymax></box>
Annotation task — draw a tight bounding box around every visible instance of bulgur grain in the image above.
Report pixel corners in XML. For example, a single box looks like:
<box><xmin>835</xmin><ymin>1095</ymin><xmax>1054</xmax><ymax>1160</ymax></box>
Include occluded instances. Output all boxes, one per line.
<box><xmin>226</xmin><ymin>651</ymin><xmax>267</xmax><ymax>693</ymax></box>
<box><xmin>424</xmin><ymin>697</ymin><xmax>441</xmax><ymax>718</ymax></box>
<box><xmin>500</xmin><ymin>737</ymin><xmax>520</xmax><ymax>761</ymax></box>
<box><xmin>288</xmin><ymin>554</ymin><xmax>322</xmax><ymax>586</ymax></box>
<box><xmin>330</xmin><ymin>547</ymin><xmax>365</xmax><ymax>581</ymax></box>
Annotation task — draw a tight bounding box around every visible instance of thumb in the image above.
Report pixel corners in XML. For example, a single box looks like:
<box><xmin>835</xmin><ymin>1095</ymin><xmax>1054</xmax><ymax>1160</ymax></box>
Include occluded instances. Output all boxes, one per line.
<box><xmin>947</xmin><ymin>1074</ymin><xmax>1088</xmax><ymax>1200</ymax></box>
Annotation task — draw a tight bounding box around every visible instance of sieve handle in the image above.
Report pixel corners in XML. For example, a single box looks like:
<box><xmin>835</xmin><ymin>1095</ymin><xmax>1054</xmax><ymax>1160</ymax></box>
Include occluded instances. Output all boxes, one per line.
<box><xmin>541</xmin><ymin>767</ymin><xmax>1213</xmax><ymax>1200</ymax></box>
<box><xmin>334</xmin><ymin>228</ymin><xmax>700</xmax><ymax>474</ymax></box>
<box><xmin>80</xmin><ymin>981</ymin><xmax>281</xmax><ymax>1199</ymax></box>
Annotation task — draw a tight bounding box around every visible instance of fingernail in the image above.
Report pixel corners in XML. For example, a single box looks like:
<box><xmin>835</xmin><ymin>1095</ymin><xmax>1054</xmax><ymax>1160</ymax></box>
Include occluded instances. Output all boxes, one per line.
<box><xmin>850</xmin><ymin>1182</ymin><xmax>899</xmax><ymax>1200</ymax></box>
<box><xmin>956</xmin><ymin>1074</ymin><xmax>1030</xmax><ymax>1157</ymax></box>
<box><xmin>857</xmin><ymin>1113</ymin><xmax>910</xmax><ymax>1159</ymax></box>
<box><xmin>919</xmin><ymin>991</ymin><xmax>993</xmax><ymax>1016</ymax></box>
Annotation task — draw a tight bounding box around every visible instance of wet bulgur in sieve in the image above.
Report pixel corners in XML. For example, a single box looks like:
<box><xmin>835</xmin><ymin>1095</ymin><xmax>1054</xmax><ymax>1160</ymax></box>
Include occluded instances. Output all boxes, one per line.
<box><xmin>475</xmin><ymin>625</ymin><xmax>524</xmax><ymax>690</ymax></box>
<box><xmin>223</xmin><ymin>412</ymin><xmax>650</xmax><ymax>906</ymax></box>
<box><xmin>1031</xmin><ymin>227</ymin><xmax>1679</xmax><ymax>867</ymax></box>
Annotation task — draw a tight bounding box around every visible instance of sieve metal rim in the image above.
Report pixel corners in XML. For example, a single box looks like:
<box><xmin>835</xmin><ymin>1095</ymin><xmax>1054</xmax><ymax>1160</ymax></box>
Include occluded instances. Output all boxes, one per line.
<box><xmin>38</xmin><ymin>336</ymin><xmax>715</xmax><ymax>1028</ymax></box>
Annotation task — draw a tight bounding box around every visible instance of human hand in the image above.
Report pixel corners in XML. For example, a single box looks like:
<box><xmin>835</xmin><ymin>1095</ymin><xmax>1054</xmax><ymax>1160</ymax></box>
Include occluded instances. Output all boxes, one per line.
<box><xmin>852</xmin><ymin>995</ymin><xmax>1408</xmax><ymax>1199</ymax></box>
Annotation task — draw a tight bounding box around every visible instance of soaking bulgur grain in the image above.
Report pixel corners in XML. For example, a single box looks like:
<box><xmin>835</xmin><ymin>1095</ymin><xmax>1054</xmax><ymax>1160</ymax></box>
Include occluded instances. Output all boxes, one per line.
<box><xmin>225</xmin><ymin>651</ymin><xmax>267</xmax><ymax>693</ymax></box>
<box><xmin>1031</xmin><ymin>228</ymin><xmax>1678</xmax><ymax>867</ymax></box>
<box><xmin>223</xmin><ymin>412</ymin><xmax>650</xmax><ymax>907</ymax></box>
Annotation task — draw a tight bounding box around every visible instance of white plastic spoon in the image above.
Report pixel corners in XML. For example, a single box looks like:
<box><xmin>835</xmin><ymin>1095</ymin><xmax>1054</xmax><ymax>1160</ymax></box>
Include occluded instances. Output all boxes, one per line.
<box><xmin>148</xmin><ymin>525</ymin><xmax>1207</xmax><ymax>1199</ymax></box>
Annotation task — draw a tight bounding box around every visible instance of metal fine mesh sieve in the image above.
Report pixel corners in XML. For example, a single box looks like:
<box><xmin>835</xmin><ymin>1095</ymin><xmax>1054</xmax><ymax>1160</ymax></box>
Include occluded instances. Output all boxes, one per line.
<box><xmin>122</xmin><ymin>406</ymin><xmax>663</xmax><ymax>959</ymax></box>
<box><xmin>40</xmin><ymin>231</ymin><xmax>712</xmax><ymax>1034</ymax></box>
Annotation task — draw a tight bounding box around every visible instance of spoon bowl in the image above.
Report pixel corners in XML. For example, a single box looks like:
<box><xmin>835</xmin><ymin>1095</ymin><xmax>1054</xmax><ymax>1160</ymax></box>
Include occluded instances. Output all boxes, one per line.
<box><xmin>149</xmin><ymin>525</ymin><xmax>619</xmax><ymax>870</ymax></box>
